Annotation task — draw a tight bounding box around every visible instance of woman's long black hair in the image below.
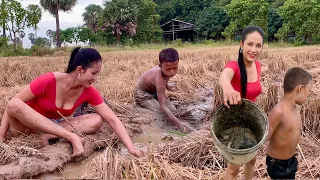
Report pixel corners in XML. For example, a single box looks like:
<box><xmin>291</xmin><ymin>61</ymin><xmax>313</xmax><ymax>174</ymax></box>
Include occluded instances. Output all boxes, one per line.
<box><xmin>238</xmin><ymin>26</ymin><xmax>264</xmax><ymax>97</ymax></box>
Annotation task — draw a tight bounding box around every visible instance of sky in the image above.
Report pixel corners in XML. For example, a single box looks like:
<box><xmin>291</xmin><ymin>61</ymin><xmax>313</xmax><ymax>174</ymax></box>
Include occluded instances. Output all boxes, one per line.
<box><xmin>18</xmin><ymin>0</ymin><xmax>104</xmax><ymax>48</ymax></box>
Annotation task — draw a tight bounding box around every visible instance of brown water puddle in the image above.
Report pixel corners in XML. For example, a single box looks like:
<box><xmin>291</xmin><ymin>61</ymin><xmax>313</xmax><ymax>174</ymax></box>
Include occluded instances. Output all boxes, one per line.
<box><xmin>37</xmin><ymin>125</ymin><xmax>182</xmax><ymax>179</ymax></box>
<box><xmin>36</xmin><ymin>150</ymin><xmax>103</xmax><ymax>179</ymax></box>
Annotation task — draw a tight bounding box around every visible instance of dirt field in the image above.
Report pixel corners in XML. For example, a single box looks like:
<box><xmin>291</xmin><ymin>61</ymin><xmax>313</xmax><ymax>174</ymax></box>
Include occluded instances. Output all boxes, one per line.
<box><xmin>0</xmin><ymin>45</ymin><xmax>319</xmax><ymax>179</ymax></box>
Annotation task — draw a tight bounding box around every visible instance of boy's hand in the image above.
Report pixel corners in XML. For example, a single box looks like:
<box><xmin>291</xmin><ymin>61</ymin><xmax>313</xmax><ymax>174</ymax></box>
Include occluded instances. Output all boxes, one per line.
<box><xmin>178</xmin><ymin>122</ymin><xmax>193</xmax><ymax>133</ymax></box>
<box><xmin>223</xmin><ymin>89</ymin><xmax>241</xmax><ymax>108</ymax></box>
<box><xmin>167</xmin><ymin>83</ymin><xmax>177</xmax><ymax>91</ymax></box>
<box><xmin>128</xmin><ymin>147</ymin><xmax>146</xmax><ymax>158</ymax></box>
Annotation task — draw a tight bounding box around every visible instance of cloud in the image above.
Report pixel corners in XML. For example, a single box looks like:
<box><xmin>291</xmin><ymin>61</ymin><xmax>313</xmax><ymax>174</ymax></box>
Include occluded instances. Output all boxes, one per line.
<box><xmin>19</xmin><ymin>0</ymin><xmax>103</xmax><ymax>48</ymax></box>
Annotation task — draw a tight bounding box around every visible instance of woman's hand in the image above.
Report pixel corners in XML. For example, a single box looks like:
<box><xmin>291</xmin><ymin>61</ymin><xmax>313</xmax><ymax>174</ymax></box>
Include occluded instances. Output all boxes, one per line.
<box><xmin>0</xmin><ymin>135</ymin><xmax>6</xmax><ymax>143</ymax></box>
<box><xmin>223</xmin><ymin>88</ymin><xmax>241</xmax><ymax>108</ymax></box>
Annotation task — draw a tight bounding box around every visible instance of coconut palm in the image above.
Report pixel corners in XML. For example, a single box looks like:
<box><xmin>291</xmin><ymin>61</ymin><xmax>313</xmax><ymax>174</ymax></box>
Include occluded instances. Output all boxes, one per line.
<box><xmin>40</xmin><ymin>0</ymin><xmax>78</xmax><ymax>47</ymax></box>
<box><xmin>19</xmin><ymin>30</ymin><xmax>25</xmax><ymax>43</ymax></box>
<box><xmin>26</xmin><ymin>4</ymin><xmax>42</xmax><ymax>38</ymax></box>
<box><xmin>82</xmin><ymin>4</ymin><xmax>102</xmax><ymax>33</ymax></box>
<box><xmin>28</xmin><ymin>32</ymin><xmax>35</xmax><ymax>44</ymax></box>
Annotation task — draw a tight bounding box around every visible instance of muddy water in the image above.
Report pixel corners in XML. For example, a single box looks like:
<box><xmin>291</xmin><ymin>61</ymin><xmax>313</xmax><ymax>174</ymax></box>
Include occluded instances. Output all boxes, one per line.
<box><xmin>218</xmin><ymin>127</ymin><xmax>258</xmax><ymax>149</ymax></box>
<box><xmin>36</xmin><ymin>150</ymin><xmax>103</xmax><ymax>179</ymax></box>
<box><xmin>37</xmin><ymin>125</ymin><xmax>181</xmax><ymax>179</ymax></box>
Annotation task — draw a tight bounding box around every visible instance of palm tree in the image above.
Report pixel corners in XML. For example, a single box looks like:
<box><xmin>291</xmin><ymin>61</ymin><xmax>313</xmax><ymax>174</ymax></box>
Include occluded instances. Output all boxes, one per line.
<box><xmin>28</xmin><ymin>33</ymin><xmax>35</xmax><ymax>45</ymax></box>
<box><xmin>102</xmin><ymin>0</ymin><xmax>138</xmax><ymax>45</ymax></box>
<box><xmin>1</xmin><ymin>0</ymin><xmax>7</xmax><ymax>37</ymax></box>
<box><xmin>46</xmin><ymin>29</ymin><xmax>55</xmax><ymax>47</ymax></box>
<box><xmin>26</xmin><ymin>4</ymin><xmax>42</xmax><ymax>38</ymax></box>
<box><xmin>19</xmin><ymin>30</ymin><xmax>25</xmax><ymax>44</ymax></box>
<box><xmin>15</xmin><ymin>37</ymin><xmax>22</xmax><ymax>45</ymax></box>
<box><xmin>40</xmin><ymin>0</ymin><xmax>78</xmax><ymax>47</ymax></box>
<box><xmin>82</xmin><ymin>4</ymin><xmax>102</xmax><ymax>33</ymax></box>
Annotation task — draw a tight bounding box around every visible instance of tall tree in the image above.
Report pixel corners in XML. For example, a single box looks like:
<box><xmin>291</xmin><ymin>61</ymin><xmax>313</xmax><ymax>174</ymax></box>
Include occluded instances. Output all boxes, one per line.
<box><xmin>46</xmin><ymin>29</ymin><xmax>55</xmax><ymax>47</ymax></box>
<box><xmin>15</xmin><ymin>37</ymin><xmax>22</xmax><ymax>45</ymax></box>
<box><xmin>101</xmin><ymin>0</ymin><xmax>138</xmax><ymax>44</ymax></box>
<box><xmin>40</xmin><ymin>0</ymin><xmax>78</xmax><ymax>47</ymax></box>
<box><xmin>19</xmin><ymin>30</ymin><xmax>25</xmax><ymax>44</ymax></box>
<box><xmin>26</xmin><ymin>4</ymin><xmax>42</xmax><ymax>38</ymax></box>
<box><xmin>222</xmin><ymin>0</ymin><xmax>268</xmax><ymax>40</ymax></box>
<box><xmin>0</xmin><ymin>0</ymin><xmax>7</xmax><ymax>37</ymax></box>
<box><xmin>73</xmin><ymin>26</ymin><xmax>81</xmax><ymax>45</ymax></box>
<box><xmin>60</xmin><ymin>28</ymin><xmax>74</xmax><ymax>45</ymax></box>
<box><xmin>156</xmin><ymin>1</ymin><xmax>175</xmax><ymax>25</ymax></box>
<box><xmin>6</xmin><ymin>0</ymin><xmax>27</xmax><ymax>48</ymax></box>
<box><xmin>268</xmin><ymin>6</ymin><xmax>282</xmax><ymax>42</ymax></box>
<box><xmin>275</xmin><ymin>0</ymin><xmax>320</xmax><ymax>43</ymax></box>
<box><xmin>195</xmin><ymin>5</ymin><xmax>230</xmax><ymax>39</ymax></box>
<box><xmin>34</xmin><ymin>37</ymin><xmax>50</xmax><ymax>47</ymax></box>
<box><xmin>78</xmin><ymin>26</ymin><xmax>96</xmax><ymax>46</ymax></box>
<box><xmin>82</xmin><ymin>4</ymin><xmax>102</xmax><ymax>33</ymax></box>
<box><xmin>173</xmin><ymin>0</ymin><xmax>213</xmax><ymax>24</ymax></box>
<box><xmin>28</xmin><ymin>33</ymin><xmax>35</xmax><ymax>44</ymax></box>
<box><xmin>134</xmin><ymin>0</ymin><xmax>162</xmax><ymax>43</ymax></box>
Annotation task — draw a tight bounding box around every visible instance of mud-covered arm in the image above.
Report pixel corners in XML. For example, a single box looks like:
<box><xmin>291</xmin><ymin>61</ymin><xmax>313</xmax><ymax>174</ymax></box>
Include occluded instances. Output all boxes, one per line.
<box><xmin>155</xmin><ymin>77</ymin><xmax>181</xmax><ymax>127</ymax></box>
<box><xmin>92</xmin><ymin>103</ymin><xmax>137</xmax><ymax>152</ymax></box>
<box><xmin>266</xmin><ymin>107</ymin><xmax>283</xmax><ymax>142</ymax></box>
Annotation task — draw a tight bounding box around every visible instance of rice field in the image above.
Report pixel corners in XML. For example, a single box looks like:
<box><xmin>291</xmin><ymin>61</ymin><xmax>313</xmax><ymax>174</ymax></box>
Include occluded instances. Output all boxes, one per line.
<box><xmin>0</xmin><ymin>45</ymin><xmax>319</xmax><ymax>179</ymax></box>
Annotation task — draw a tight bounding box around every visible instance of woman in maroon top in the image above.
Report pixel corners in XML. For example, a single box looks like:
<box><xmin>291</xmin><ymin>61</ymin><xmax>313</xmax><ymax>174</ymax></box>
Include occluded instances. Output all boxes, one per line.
<box><xmin>0</xmin><ymin>47</ymin><xmax>143</xmax><ymax>158</ymax></box>
<box><xmin>219</xmin><ymin>26</ymin><xmax>265</xmax><ymax>179</ymax></box>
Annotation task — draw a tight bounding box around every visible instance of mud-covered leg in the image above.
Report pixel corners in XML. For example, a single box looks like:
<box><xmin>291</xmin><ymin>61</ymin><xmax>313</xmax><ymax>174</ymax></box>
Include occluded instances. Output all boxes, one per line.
<box><xmin>41</xmin><ymin>113</ymin><xmax>103</xmax><ymax>145</ymax></box>
<box><xmin>6</xmin><ymin>98</ymin><xmax>84</xmax><ymax>157</ymax></box>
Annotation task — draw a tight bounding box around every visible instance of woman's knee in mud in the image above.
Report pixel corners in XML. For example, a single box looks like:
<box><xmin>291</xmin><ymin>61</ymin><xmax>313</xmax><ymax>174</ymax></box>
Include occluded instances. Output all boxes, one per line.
<box><xmin>6</xmin><ymin>98</ymin><xmax>25</xmax><ymax>116</ymax></box>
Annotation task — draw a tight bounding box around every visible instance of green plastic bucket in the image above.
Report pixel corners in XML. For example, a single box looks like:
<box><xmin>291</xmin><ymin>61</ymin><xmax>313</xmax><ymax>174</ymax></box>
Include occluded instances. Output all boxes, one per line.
<box><xmin>211</xmin><ymin>99</ymin><xmax>268</xmax><ymax>165</ymax></box>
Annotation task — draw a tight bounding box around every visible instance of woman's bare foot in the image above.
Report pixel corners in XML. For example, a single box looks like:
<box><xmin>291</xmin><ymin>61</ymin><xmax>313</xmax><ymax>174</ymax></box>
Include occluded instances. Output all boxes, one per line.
<box><xmin>68</xmin><ymin>134</ymin><xmax>85</xmax><ymax>158</ymax></box>
<box><xmin>40</xmin><ymin>134</ymin><xmax>59</xmax><ymax>146</ymax></box>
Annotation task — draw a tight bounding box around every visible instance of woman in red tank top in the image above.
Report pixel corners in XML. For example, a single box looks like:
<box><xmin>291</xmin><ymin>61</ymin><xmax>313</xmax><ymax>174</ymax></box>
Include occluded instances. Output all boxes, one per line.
<box><xmin>0</xmin><ymin>47</ymin><xmax>143</xmax><ymax>158</ymax></box>
<box><xmin>219</xmin><ymin>26</ymin><xmax>265</xmax><ymax>179</ymax></box>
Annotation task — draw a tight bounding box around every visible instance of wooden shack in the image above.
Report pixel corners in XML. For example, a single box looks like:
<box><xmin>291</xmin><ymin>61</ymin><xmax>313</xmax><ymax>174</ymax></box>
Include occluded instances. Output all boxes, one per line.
<box><xmin>160</xmin><ymin>19</ymin><xmax>196</xmax><ymax>42</ymax></box>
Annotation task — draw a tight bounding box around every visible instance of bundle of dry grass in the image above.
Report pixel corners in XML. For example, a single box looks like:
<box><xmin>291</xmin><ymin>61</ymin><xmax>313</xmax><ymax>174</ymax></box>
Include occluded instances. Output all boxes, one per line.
<box><xmin>0</xmin><ymin>142</ymin><xmax>17</xmax><ymax>165</ymax></box>
<box><xmin>7</xmin><ymin>132</ymin><xmax>44</xmax><ymax>150</ymax></box>
<box><xmin>160</xmin><ymin>129</ymin><xmax>226</xmax><ymax>169</ymax></box>
<box><xmin>82</xmin><ymin>146</ymin><xmax>225</xmax><ymax>180</ymax></box>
